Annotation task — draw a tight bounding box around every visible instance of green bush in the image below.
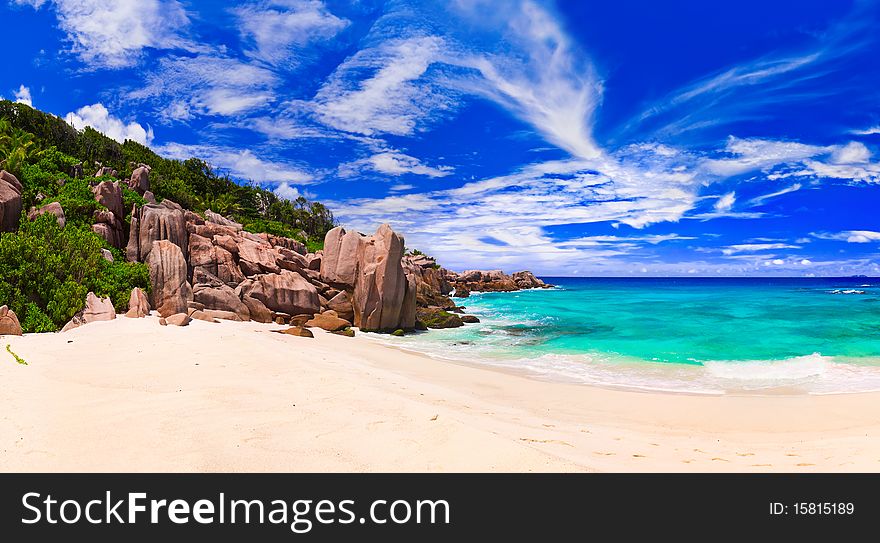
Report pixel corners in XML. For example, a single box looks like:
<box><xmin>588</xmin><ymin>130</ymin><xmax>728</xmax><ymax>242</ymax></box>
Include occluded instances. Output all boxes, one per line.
<box><xmin>47</xmin><ymin>178</ymin><xmax>105</xmax><ymax>227</ymax></box>
<box><xmin>93</xmin><ymin>260</ymin><xmax>150</xmax><ymax>312</ymax></box>
<box><xmin>22</xmin><ymin>303</ymin><xmax>56</xmax><ymax>333</ymax></box>
<box><xmin>0</xmin><ymin>214</ymin><xmax>149</xmax><ymax>332</ymax></box>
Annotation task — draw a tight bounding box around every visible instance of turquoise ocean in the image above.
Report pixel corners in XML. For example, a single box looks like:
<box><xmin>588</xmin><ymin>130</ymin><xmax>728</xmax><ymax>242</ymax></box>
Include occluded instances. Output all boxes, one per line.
<box><xmin>371</xmin><ymin>277</ymin><xmax>880</xmax><ymax>395</ymax></box>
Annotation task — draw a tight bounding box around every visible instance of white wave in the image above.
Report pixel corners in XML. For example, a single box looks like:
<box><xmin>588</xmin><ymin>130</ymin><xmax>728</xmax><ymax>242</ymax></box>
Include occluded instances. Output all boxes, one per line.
<box><xmin>830</xmin><ymin>289</ymin><xmax>866</xmax><ymax>294</ymax></box>
<box><xmin>702</xmin><ymin>353</ymin><xmax>828</xmax><ymax>384</ymax></box>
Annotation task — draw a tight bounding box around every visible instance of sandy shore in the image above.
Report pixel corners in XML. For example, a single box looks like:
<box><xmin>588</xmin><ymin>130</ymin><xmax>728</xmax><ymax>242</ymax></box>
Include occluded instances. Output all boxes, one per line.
<box><xmin>1</xmin><ymin>316</ymin><xmax>879</xmax><ymax>472</ymax></box>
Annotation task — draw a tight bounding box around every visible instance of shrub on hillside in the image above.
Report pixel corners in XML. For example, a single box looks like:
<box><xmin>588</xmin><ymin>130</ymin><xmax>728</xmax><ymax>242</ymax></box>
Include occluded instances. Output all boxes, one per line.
<box><xmin>0</xmin><ymin>214</ymin><xmax>149</xmax><ymax>332</ymax></box>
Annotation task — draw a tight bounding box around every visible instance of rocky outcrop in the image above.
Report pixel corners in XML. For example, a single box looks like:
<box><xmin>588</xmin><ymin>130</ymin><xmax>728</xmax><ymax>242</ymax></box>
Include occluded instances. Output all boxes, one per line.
<box><xmin>446</xmin><ymin>269</ymin><xmax>551</xmax><ymax>293</ymax></box>
<box><xmin>192</xmin><ymin>282</ymin><xmax>250</xmax><ymax>321</ymax></box>
<box><xmin>320</xmin><ymin>226</ymin><xmax>362</xmax><ymax>287</ymax></box>
<box><xmin>91</xmin><ymin>212</ymin><xmax>125</xmax><ymax>248</ymax></box>
<box><xmin>351</xmin><ymin>224</ymin><xmax>415</xmax><ymax>332</ymax></box>
<box><xmin>164</xmin><ymin>313</ymin><xmax>191</xmax><ymax>326</ymax></box>
<box><xmin>239</xmin><ymin>270</ymin><xmax>320</xmax><ymax>316</ymax></box>
<box><xmin>305</xmin><ymin>310</ymin><xmax>351</xmax><ymax>332</ymax></box>
<box><xmin>275</xmin><ymin>326</ymin><xmax>314</xmax><ymax>338</ymax></box>
<box><xmin>0</xmin><ymin>170</ymin><xmax>23</xmax><ymax>232</ymax></box>
<box><xmin>325</xmin><ymin>290</ymin><xmax>354</xmax><ymax>322</ymax></box>
<box><xmin>95</xmin><ymin>166</ymin><xmax>117</xmax><ymax>178</ymax></box>
<box><xmin>125</xmin><ymin>287</ymin><xmax>150</xmax><ymax>318</ymax></box>
<box><xmin>92</xmin><ymin>180</ymin><xmax>124</xmax><ymax>220</ymax></box>
<box><xmin>61</xmin><ymin>292</ymin><xmax>116</xmax><ymax>331</ymax></box>
<box><xmin>512</xmin><ymin>271</ymin><xmax>548</xmax><ymax>289</ymax></box>
<box><xmin>416</xmin><ymin>307</ymin><xmax>464</xmax><ymax>329</ymax></box>
<box><xmin>128</xmin><ymin>200</ymin><xmax>188</xmax><ymax>262</ymax></box>
<box><xmin>27</xmin><ymin>201</ymin><xmax>66</xmax><ymax>228</ymax></box>
<box><xmin>242</xmin><ymin>295</ymin><xmax>273</xmax><ymax>323</ymax></box>
<box><xmin>128</xmin><ymin>164</ymin><xmax>151</xmax><ymax>194</ymax></box>
<box><xmin>204</xmin><ymin>210</ymin><xmax>242</xmax><ymax>229</ymax></box>
<box><xmin>0</xmin><ymin>305</ymin><xmax>22</xmax><ymax>335</ymax></box>
<box><xmin>147</xmin><ymin>240</ymin><xmax>193</xmax><ymax>317</ymax></box>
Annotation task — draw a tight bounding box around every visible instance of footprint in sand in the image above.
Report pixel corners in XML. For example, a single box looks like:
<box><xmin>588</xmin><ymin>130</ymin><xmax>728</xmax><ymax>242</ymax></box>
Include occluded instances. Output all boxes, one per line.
<box><xmin>711</xmin><ymin>457</ymin><xmax>729</xmax><ymax>462</ymax></box>
<box><xmin>796</xmin><ymin>463</ymin><xmax>815</xmax><ymax>467</ymax></box>
<box><xmin>632</xmin><ymin>454</ymin><xmax>646</xmax><ymax>458</ymax></box>
<box><xmin>593</xmin><ymin>451</ymin><xmax>616</xmax><ymax>456</ymax></box>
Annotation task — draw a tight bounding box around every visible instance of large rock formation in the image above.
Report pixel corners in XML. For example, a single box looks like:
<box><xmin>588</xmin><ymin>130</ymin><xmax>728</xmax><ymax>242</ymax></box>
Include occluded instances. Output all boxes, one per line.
<box><xmin>318</xmin><ymin>224</ymin><xmax>416</xmax><ymax>332</ymax></box>
<box><xmin>320</xmin><ymin>226</ymin><xmax>362</xmax><ymax>287</ymax></box>
<box><xmin>128</xmin><ymin>164</ymin><xmax>151</xmax><ymax>194</ymax></box>
<box><xmin>92</xmin><ymin>180</ymin><xmax>124</xmax><ymax>220</ymax></box>
<box><xmin>147</xmin><ymin>240</ymin><xmax>193</xmax><ymax>317</ymax></box>
<box><xmin>128</xmin><ymin>200</ymin><xmax>188</xmax><ymax>262</ymax></box>
<box><xmin>0</xmin><ymin>305</ymin><xmax>23</xmax><ymax>335</ymax></box>
<box><xmin>239</xmin><ymin>271</ymin><xmax>319</xmax><ymax>316</ymax></box>
<box><xmin>351</xmin><ymin>224</ymin><xmax>415</xmax><ymax>332</ymax></box>
<box><xmin>0</xmin><ymin>170</ymin><xmax>23</xmax><ymax>233</ymax></box>
<box><xmin>192</xmin><ymin>282</ymin><xmax>250</xmax><ymax>321</ymax></box>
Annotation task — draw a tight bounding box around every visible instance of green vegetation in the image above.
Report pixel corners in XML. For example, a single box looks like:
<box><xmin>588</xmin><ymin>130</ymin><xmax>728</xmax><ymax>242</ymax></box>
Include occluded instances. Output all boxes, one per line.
<box><xmin>6</xmin><ymin>344</ymin><xmax>27</xmax><ymax>366</ymax></box>
<box><xmin>1</xmin><ymin>100</ymin><xmax>335</xmax><ymax>247</ymax></box>
<box><xmin>0</xmin><ymin>214</ymin><xmax>150</xmax><ymax>332</ymax></box>
<box><xmin>0</xmin><ymin>100</ymin><xmax>339</xmax><ymax>333</ymax></box>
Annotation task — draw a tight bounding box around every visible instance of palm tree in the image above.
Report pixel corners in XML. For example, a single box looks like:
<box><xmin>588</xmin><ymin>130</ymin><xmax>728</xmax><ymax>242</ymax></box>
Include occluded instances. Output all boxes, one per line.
<box><xmin>0</xmin><ymin>119</ymin><xmax>45</xmax><ymax>176</ymax></box>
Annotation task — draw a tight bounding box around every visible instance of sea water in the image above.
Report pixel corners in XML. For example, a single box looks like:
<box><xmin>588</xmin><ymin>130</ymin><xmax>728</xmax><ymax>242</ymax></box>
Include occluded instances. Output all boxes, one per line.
<box><xmin>370</xmin><ymin>277</ymin><xmax>880</xmax><ymax>395</ymax></box>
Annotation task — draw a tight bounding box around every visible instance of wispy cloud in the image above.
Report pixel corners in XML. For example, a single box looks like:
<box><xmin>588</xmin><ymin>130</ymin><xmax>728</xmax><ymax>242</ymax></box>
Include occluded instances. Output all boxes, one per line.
<box><xmin>156</xmin><ymin>142</ymin><xmax>315</xmax><ymax>184</ymax></box>
<box><xmin>233</xmin><ymin>0</ymin><xmax>349</xmax><ymax>67</ymax></box>
<box><xmin>129</xmin><ymin>55</ymin><xmax>279</xmax><ymax>120</ymax></box>
<box><xmin>311</xmin><ymin>36</ymin><xmax>455</xmax><ymax>136</ymax></box>
<box><xmin>339</xmin><ymin>150</ymin><xmax>453</xmax><ymax>178</ymax></box>
<box><xmin>719</xmin><ymin>243</ymin><xmax>801</xmax><ymax>256</ymax></box>
<box><xmin>452</xmin><ymin>0</ymin><xmax>603</xmax><ymax>159</ymax></box>
<box><xmin>850</xmin><ymin>126</ymin><xmax>880</xmax><ymax>136</ymax></box>
<box><xmin>812</xmin><ymin>230</ymin><xmax>880</xmax><ymax>243</ymax></box>
<box><xmin>748</xmin><ymin>183</ymin><xmax>802</xmax><ymax>206</ymax></box>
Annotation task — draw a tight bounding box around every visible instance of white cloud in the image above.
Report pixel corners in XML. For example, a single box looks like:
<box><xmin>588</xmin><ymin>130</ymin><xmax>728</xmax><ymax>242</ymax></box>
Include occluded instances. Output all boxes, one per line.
<box><xmin>850</xmin><ymin>126</ymin><xmax>880</xmax><ymax>135</ymax></box>
<box><xmin>329</xmin><ymin>146</ymin><xmax>707</xmax><ymax>273</ymax></box>
<box><xmin>129</xmin><ymin>55</ymin><xmax>279</xmax><ymax>119</ymax></box>
<box><xmin>813</xmin><ymin>230</ymin><xmax>880</xmax><ymax>243</ymax></box>
<box><xmin>312</xmin><ymin>36</ymin><xmax>453</xmax><ymax>136</ymax></box>
<box><xmin>156</xmin><ymin>142</ymin><xmax>314</xmax><ymax>184</ymax></box>
<box><xmin>714</xmin><ymin>192</ymin><xmax>735</xmax><ymax>212</ymax></box>
<box><xmin>20</xmin><ymin>0</ymin><xmax>199</xmax><ymax>69</ymax></box>
<box><xmin>720</xmin><ymin>243</ymin><xmax>801</xmax><ymax>256</ymax></box>
<box><xmin>273</xmin><ymin>182</ymin><xmax>315</xmax><ymax>201</ymax></box>
<box><xmin>64</xmin><ymin>103</ymin><xmax>153</xmax><ymax>145</ymax></box>
<box><xmin>454</xmin><ymin>0</ymin><xmax>603</xmax><ymax>159</ymax></box>
<box><xmin>340</xmin><ymin>151</ymin><xmax>453</xmax><ymax>178</ymax></box>
<box><xmin>701</xmin><ymin>137</ymin><xmax>828</xmax><ymax>177</ymax></box>
<box><xmin>831</xmin><ymin>141</ymin><xmax>871</xmax><ymax>164</ymax></box>
<box><xmin>748</xmin><ymin>183</ymin><xmax>802</xmax><ymax>205</ymax></box>
<box><xmin>13</xmin><ymin>85</ymin><xmax>32</xmax><ymax>106</ymax></box>
<box><xmin>234</xmin><ymin>0</ymin><xmax>349</xmax><ymax>66</ymax></box>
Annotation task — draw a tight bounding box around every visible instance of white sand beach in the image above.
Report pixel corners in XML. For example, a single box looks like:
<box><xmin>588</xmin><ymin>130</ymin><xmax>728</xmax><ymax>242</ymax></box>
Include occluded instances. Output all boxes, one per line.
<box><xmin>2</xmin><ymin>316</ymin><xmax>879</xmax><ymax>472</ymax></box>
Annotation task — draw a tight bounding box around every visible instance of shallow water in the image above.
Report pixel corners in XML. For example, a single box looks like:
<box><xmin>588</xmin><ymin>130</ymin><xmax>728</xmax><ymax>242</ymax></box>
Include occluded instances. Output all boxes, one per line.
<box><xmin>373</xmin><ymin>277</ymin><xmax>880</xmax><ymax>395</ymax></box>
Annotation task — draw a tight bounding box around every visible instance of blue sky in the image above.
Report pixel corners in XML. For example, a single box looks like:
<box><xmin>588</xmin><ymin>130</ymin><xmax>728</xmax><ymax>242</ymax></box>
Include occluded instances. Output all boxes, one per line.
<box><xmin>4</xmin><ymin>0</ymin><xmax>880</xmax><ymax>276</ymax></box>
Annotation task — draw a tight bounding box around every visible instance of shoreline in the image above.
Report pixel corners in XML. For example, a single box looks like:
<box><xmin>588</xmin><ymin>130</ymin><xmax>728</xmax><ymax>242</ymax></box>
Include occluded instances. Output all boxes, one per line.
<box><xmin>3</xmin><ymin>316</ymin><xmax>880</xmax><ymax>472</ymax></box>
